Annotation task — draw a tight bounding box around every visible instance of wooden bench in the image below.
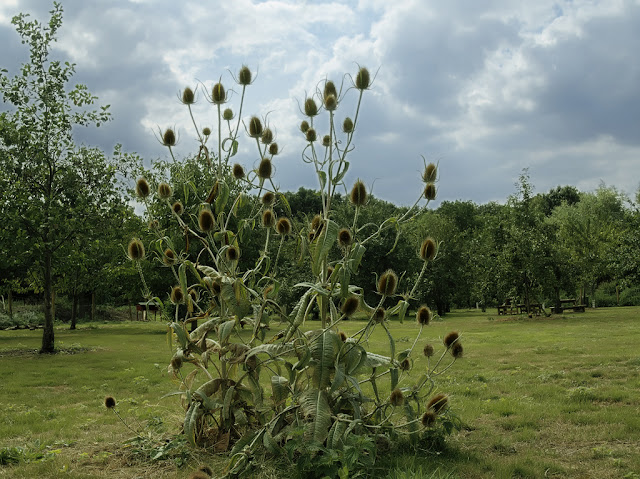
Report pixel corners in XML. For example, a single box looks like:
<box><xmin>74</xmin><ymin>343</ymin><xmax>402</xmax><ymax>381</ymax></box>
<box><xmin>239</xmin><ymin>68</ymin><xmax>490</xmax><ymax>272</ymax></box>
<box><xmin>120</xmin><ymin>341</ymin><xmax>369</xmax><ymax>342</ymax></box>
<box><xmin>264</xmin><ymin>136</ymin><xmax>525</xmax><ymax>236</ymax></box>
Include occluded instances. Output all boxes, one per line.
<box><xmin>550</xmin><ymin>299</ymin><xmax>585</xmax><ymax>314</ymax></box>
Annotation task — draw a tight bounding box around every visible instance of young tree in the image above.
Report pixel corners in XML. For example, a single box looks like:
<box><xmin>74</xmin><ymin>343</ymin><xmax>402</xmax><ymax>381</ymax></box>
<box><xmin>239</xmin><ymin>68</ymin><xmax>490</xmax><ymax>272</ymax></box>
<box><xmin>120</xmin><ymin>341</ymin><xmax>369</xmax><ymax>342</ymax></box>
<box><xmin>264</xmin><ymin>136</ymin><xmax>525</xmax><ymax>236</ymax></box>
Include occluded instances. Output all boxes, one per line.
<box><xmin>0</xmin><ymin>3</ymin><xmax>111</xmax><ymax>352</ymax></box>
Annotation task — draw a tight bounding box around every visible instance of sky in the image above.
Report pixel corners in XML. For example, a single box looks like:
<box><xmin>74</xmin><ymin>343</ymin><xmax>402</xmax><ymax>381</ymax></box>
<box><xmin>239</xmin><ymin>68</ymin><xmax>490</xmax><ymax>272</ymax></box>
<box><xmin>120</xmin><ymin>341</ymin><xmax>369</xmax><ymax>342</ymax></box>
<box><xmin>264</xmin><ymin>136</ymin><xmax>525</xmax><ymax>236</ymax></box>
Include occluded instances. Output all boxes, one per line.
<box><xmin>1</xmin><ymin>0</ymin><xmax>639</xmax><ymax>207</ymax></box>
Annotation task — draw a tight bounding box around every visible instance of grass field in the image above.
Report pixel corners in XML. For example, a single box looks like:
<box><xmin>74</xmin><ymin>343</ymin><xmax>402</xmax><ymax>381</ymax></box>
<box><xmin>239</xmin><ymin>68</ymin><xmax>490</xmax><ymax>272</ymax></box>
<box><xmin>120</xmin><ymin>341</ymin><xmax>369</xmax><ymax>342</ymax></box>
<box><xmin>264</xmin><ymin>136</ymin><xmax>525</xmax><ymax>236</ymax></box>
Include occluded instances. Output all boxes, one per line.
<box><xmin>0</xmin><ymin>307</ymin><xmax>639</xmax><ymax>478</ymax></box>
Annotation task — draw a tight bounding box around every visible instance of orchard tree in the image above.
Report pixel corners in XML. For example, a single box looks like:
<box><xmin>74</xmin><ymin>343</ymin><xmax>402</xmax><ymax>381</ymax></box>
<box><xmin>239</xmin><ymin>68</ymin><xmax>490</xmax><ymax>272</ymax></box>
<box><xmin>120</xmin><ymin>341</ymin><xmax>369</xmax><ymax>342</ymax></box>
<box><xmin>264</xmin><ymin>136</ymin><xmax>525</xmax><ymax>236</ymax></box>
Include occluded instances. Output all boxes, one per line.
<box><xmin>0</xmin><ymin>3</ymin><xmax>112</xmax><ymax>352</ymax></box>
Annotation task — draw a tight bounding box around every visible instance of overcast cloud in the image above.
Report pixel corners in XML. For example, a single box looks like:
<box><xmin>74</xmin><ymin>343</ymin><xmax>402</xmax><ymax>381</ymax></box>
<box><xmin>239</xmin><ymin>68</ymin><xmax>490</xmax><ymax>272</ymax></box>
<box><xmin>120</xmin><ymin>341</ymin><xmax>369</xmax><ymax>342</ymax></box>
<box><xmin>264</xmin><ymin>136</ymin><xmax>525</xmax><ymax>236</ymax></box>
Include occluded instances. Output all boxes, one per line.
<box><xmin>1</xmin><ymin>0</ymin><xmax>639</xmax><ymax>206</ymax></box>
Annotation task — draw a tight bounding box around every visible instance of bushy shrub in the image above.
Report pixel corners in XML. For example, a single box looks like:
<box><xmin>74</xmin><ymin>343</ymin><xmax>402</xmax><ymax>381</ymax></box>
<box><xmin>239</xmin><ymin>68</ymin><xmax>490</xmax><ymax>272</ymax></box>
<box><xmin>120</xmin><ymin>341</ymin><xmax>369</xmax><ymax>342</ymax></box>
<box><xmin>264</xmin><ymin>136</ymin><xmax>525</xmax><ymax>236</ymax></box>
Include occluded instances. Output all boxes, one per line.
<box><xmin>130</xmin><ymin>66</ymin><xmax>463</xmax><ymax>476</ymax></box>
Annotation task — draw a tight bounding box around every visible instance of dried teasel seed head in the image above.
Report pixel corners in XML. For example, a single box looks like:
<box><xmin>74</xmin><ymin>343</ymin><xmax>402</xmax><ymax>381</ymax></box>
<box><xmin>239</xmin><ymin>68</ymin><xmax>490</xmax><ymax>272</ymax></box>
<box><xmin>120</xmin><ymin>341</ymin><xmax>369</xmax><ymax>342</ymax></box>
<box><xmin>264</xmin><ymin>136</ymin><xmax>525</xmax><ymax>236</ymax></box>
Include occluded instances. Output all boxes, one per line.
<box><xmin>400</xmin><ymin>358</ymin><xmax>411</xmax><ymax>371</ymax></box>
<box><xmin>423</xmin><ymin>162</ymin><xmax>437</xmax><ymax>183</ymax></box>
<box><xmin>327</xmin><ymin>265</ymin><xmax>335</xmax><ymax>278</ymax></box>
<box><xmin>269</xmin><ymin>142</ymin><xmax>279</xmax><ymax>155</ymax></box>
<box><xmin>427</xmin><ymin>393</ymin><xmax>449</xmax><ymax>414</ymax></box>
<box><xmin>377</xmin><ymin>269</ymin><xmax>398</xmax><ymax>296</ymax></box>
<box><xmin>262</xmin><ymin>209</ymin><xmax>275</xmax><ymax>228</ymax></box>
<box><xmin>238</xmin><ymin>65</ymin><xmax>252</xmax><ymax>85</ymax></box>
<box><xmin>222</xmin><ymin>108</ymin><xmax>234</xmax><ymax>121</ymax></box>
<box><xmin>389</xmin><ymin>388</ymin><xmax>404</xmax><ymax>407</ymax></box>
<box><xmin>128</xmin><ymin>238</ymin><xmax>145</xmax><ymax>261</ymax></box>
<box><xmin>337</xmin><ymin>228</ymin><xmax>352</xmax><ymax>247</ymax></box>
<box><xmin>416</xmin><ymin>305</ymin><xmax>431</xmax><ymax>326</ymax></box>
<box><xmin>172</xmin><ymin>201</ymin><xmax>184</xmax><ymax>216</ymax></box>
<box><xmin>170</xmin><ymin>355</ymin><xmax>183</xmax><ymax>370</ymax></box>
<box><xmin>420</xmin><ymin>238</ymin><xmax>437</xmax><ymax>261</ymax></box>
<box><xmin>261</xmin><ymin>128</ymin><xmax>274</xmax><ymax>145</ymax></box>
<box><xmin>171</xmin><ymin>285</ymin><xmax>184</xmax><ymax>304</ymax></box>
<box><xmin>163</xmin><ymin>248</ymin><xmax>176</xmax><ymax>265</ymax></box>
<box><xmin>205</xmin><ymin>181</ymin><xmax>220</xmax><ymax>204</ymax></box>
<box><xmin>310</xmin><ymin>214</ymin><xmax>324</xmax><ymax>237</ymax></box>
<box><xmin>209</xmin><ymin>279</ymin><xmax>222</xmax><ymax>296</ymax></box>
<box><xmin>373</xmin><ymin>307</ymin><xmax>385</xmax><ymax>323</ymax></box>
<box><xmin>263</xmin><ymin>284</ymin><xmax>275</xmax><ymax>299</ymax></box>
<box><xmin>355</xmin><ymin>66</ymin><xmax>371</xmax><ymax>90</ymax></box>
<box><xmin>197</xmin><ymin>465</ymin><xmax>213</xmax><ymax>477</ymax></box>
<box><xmin>226</xmin><ymin>245</ymin><xmax>240</xmax><ymax>262</ymax></box>
<box><xmin>324</xmin><ymin>94</ymin><xmax>337</xmax><ymax>111</ymax></box>
<box><xmin>305</xmin><ymin>128</ymin><xmax>317</xmax><ymax>142</ymax></box>
<box><xmin>190</xmin><ymin>471</ymin><xmax>211</xmax><ymax>479</ymax></box>
<box><xmin>162</xmin><ymin>128</ymin><xmax>177</xmax><ymax>147</ymax></box>
<box><xmin>451</xmin><ymin>342</ymin><xmax>464</xmax><ymax>358</ymax></box>
<box><xmin>104</xmin><ymin>396</ymin><xmax>116</xmax><ymax>409</ymax></box>
<box><xmin>350</xmin><ymin>180</ymin><xmax>367</xmax><ymax>206</ymax></box>
<box><xmin>232</xmin><ymin>163</ymin><xmax>245</xmax><ymax>179</ymax></box>
<box><xmin>276</xmin><ymin>217</ymin><xmax>292</xmax><ymax>236</ymax></box>
<box><xmin>261</xmin><ymin>191</ymin><xmax>275</xmax><ymax>205</ymax></box>
<box><xmin>258</xmin><ymin>158</ymin><xmax>273</xmax><ymax>179</ymax></box>
<box><xmin>322</xmin><ymin>135</ymin><xmax>331</xmax><ymax>147</ymax></box>
<box><xmin>157</xmin><ymin>182</ymin><xmax>172</xmax><ymax>200</ymax></box>
<box><xmin>324</xmin><ymin>80</ymin><xmax>338</xmax><ymax>102</ymax></box>
<box><xmin>198</xmin><ymin>209</ymin><xmax>216</xmax><ymax>232</ymax></box>
<box><xmin>148</xmin><ymin>220</ymin><xmax>159</xmax><ymax>230</ymax></box>
<box><xmin>341</xmin><ymin>296</ymin><xmax>359</xmax><ymax>317</ymax></box>
<box><xmin>136</xmin><ymin>178</ymin><xmax>150</xmax><ymax>198</ymax></box>
<box><xmin>443</xmin><ymin>331</ymin><xmax>459</xmax><ymax>348</ymax></box>
<box><xmin>182</xmin><ymin>87</ymin><xmax>195</xmax><ymax>105</ymax></box>
<box><xmin>300</xmin><ymin>120</ymin><xmax>310</xmax><ymax>133</ymax></box>
<box><xmin>211</xmin><ymin>82</ymin><xmax>226</xmax><ymax>104</ymax></box>
<box><xmin>424</xmin><ymin>182</ymin><xmax>437</xmax><ymax>201</ymax></box>
<box><xmin>423</xmin><ymin>343</ymin><xmax>434</xmax><ymax>357</ymax></box>
<box><xmin>249</xmin><ymin>116</ymin><xmax>263</xmax><ymax>138</ymax></box>
<box><xmin>421</xmin><ymin>410</ymin><xmax>437</xmax><ymax>428</ymax></box>
<box><xmin>304</xmin><ymin>97</ymin><xmax>318</xmax><ymax>117</ymax></box>
<box><xmin>339</xmin><ymin>331</ymin><xmax>347</xmax><ymax>342</ymax></box>
<box><xmin>342</xmin><ymin>117</ymin><xmax>354</xmax><ymax>133</ymax></box>
<box><xmin>202</xmin><ymin>127</ymin><xmax>212</xmax><ymax>136</ymax></box>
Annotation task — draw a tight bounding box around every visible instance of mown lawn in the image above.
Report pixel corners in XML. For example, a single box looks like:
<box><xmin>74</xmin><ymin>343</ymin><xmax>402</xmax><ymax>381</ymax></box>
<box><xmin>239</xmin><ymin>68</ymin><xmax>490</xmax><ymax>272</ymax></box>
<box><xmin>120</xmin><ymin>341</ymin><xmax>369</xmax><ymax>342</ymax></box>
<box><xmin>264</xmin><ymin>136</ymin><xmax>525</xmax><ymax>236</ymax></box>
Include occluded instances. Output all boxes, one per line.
<box><xmin>0</xmin><ymin>307</ymin><xmax>639</xmax><ymax>478</ymax></box>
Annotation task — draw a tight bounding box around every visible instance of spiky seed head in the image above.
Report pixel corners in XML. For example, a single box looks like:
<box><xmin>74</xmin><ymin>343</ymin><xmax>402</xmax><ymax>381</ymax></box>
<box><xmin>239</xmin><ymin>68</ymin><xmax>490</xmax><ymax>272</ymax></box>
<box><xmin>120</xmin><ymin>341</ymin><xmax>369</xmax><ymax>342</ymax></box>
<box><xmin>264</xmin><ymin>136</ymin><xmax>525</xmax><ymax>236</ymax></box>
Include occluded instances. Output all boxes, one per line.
<box><xmin>374</xmin><ymin>307</ymin><xmax>385</xmax><ymax>323</ymax></box>
<box><xmin>355</xmin><ymin>67</ymin><xmax>371</xmax><ymax>90</ymax></box>
<box><xmin>249</xmin><ymin>116</ymin><xmax>263</xmax><ymax>138</ymax></box>
<box><xmin>451</xmin><ymin>342</ymin><xmax>464</xmax><ymax>358</ymax></box>
<box><xmin>157</xmin><ymin>182</ymin><xmax>172</xmax><ymax>199</ymax></box>
<box><xmin>327</xmin><ymin>265</ymin><xmax>335</xmax><ymax>278</ymax></box>
<box><xmin>258</xmin><ymin>158</ymin><xmax>272</xmax><ymax>179</ymax></box>
<box><xmin>378</xmin><ymin>269</ymin><xmax>398</xmax><ymax>296</ymax></box>
<box><xmin>420</xmin><ymin>238</ymin><xmax>437</xmax><ymax>261</ymax></box>
<box><xmin>276</xmin><ymin>217</ymin><xmax>292</xmax><ymax>236</ymax></box>
<box><xmin>324</xmin><ymin>80</ymin><xmax>338</xmax><ymax>101</ymax></box>
<box><xmin>128</xmin><ymin>238</ymin><xmax>145</xmax><ymax>261</ymax></box>
<box><xmin>261</xmin><ymin>128</ymin><xmax>274</xmax><ymax>145</ymax></box>
<box><xmin>262</xmin><ymin>191</ymin><xmax>275</xmax><ymax>205</ymax></box>
<box><xmin>211</xmin><ymin>82</ymin><xmax>226</xmax><ymax>104</ymax></box>
<box><xmin>210</xmin><ymin>279</ymin><xmax>222</xmax><ymax>296</ymax></box>
<box><xmin>350</xmin><ymin>180</ymin><xmax>367</xmax><ymax>206</ymax></box>
<box><xmin>188</xmin><ymin>288</ymin><xmax>198</xmax><ymax>302</ymax></box>
<box><xmin>421</xmin><ymin>410</ymin><xmax>437</xmax><ymax>428</ymax></box>
<box><xmin>341</xmin><ymin>296</ymin><xmax>359</xmax><ymax>317</ymax></box>
<box><xmin>238</xmin><ymin>65</ymin><xmax>252</xmax><ymax>85</ymax></box>
<box><xmin>390</xmin><ymin>388</ymin><xmax>404</xmax><ymax>407</ymax></box>
<box><xmin>198</xmin><ymin>465</ymin><xmax>213</xmax><ymax>477</ymax></box>
<box><xmin>262</xmin><ymin>284</ymin><xmax>275</xmax><ymax>299</ymax></box>
<box><xmin>202</xmin><ymin>127</ymin><xmax>212</xmax><ymax>136</ymax></box>
<box><xmin>423</xmin><ymin>343</ymin><xmax>435</xmax><ymax>357</ymax></box>
<box><xmin>148</xmin><ymin>220</ymin><xmax>159</xmax><ymax>230</ymax></box>
<box><xmin>163</xmin><ymin>248</ymin><xmax>176</xmax><ymax>265</ymax></box>
<box><xmin>222</xmin><ymin>108</ymin><xmax>234</xmax><ymax>121</ymax></box>
<box><xmin>300</xmin><ymin>120</ymin><xmax>310</xmax><ymax>133</ymax></box>
<box><xmin>443</xmin><ymin>331</ymin><xmax>459</xmax><ymax>348</ymax></box>
<box><xmin>416</xmin><ymin>305</ymin><xmax>431</xmax><ymax>325</ymax></box>
<box><xmin>170</xmin><ymin>355</ymin><xmax>183</xmax><ymax>370</ymax></box>
<box><xmin>268</xmin><ymin>142</ymin><xmax>279</xmax><ymax>155</ymax></box>
<box><xmin>233</xmin><ymin>163</ymin><xmax>245</xmax><ymax>179</ymax></box>
<box><xmin>423</xmin><ymin>163</ymin><xmax>437</xmax><ymax>183</ymax></box>
<box><xmin>427</xmin><ymin>393</ymin><xmax>449</xmax><ymax>413</ymax></box>
<box><xmin>338</xmin><ymin>228</ymin><xmax>352</xmax><ymax>247</ymax></box>
<box><xmin>310</xmin><ymin>214</ymin><xmax>324</xmax><ymax>237</ymax></box>
<box><xmin>304</xmin><ymin>97</ymin><xmax>318</xmax><ymax>117</ymax></box>
<box><xmin>171</xmin><ymin>285</ymin><xmax>184</xmax><ymax>304</ymax></box>
<box><xmin>163</xmin><ymin>128</ymin><xmax>177</xmax><ymax>147</ymax></box>
<box><xmin>205</xmin><ymin>181</ymin><xmax>219</xmax><ymax>204</ymax></box>
<box><xmin>342</xmin><ymin>117</ymin><xmax>354</xmax><ymax>133</ymax></box>
<box><xmin>339</xmin><ymin>331</ymin><xmax>347</xmax><ymax>342</ymax></box>
<box><xmin>424</xmin><ymin>182</ymin><xmax>437</xmax><ymax>201</ymax></box>
<box><xmin>136</xmin><ymin>178</ymin><xmax>150</xmax><ymax>198</ymax></box>
<box><xmin>262</xmin><ymin>209</ymin><xmax>275</xmax><ymax>228</ymax></box>
<box><xmin>190</xmin><ymin>472</ymin><xmax>212</xmax><ymax>479</ymax></box>
<box><xmin>324</xmin><ymin>94</ymin><xmax>337</xmax><ymax>111</ymax></box>
<box><xmin>322</xmin><ymin>134</ymin><xmax>331</xmax><ymax>147</ymax></box>
<box><xmin>305</xmin><ymin>128</ymin><xmax>317</xmax><ymax>142</ymax></box>
<box><xmin>400</xmin><ymin>358</ymin><xmax>411</xmax><ymax>371</ymax></box>
<box><xmin>198</xmin><ymin>209</ymin><xmax>216</xmax><ymax>232</ymax></box>
<box><xmin>226</xmin><ymin>245</ymin><xmax>240</xmax><ymax>262</ymax></box>
<box><xmin>172</xmin><ymin>201</ymin><xmax>184</xmax><ymax>216</ymax></box>
<box><xmin>104</xmin><ymin>396</ymin><xmax>116</xmax><ymax>409</ymax></box>
<box><xmin>182</xmin><ymin>87</ymin><xmax>195</xmax><ymax>104</ymax></box>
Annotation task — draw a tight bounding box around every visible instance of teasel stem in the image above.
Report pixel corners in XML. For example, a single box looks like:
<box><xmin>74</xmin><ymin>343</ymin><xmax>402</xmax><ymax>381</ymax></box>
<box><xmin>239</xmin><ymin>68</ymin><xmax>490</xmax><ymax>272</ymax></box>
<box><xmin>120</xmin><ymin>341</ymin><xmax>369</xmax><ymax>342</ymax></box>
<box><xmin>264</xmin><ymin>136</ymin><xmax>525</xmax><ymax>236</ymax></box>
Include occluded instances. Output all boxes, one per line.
<box><xmin>110</xmin><ymin>408</ymin><xmax>140</xmax><ymax>436</ymax></box>
<box><xmin>325</xmin><ymin>109</ymin><xmax>335</xmax><ymax>213</ymax></box>
<box><xmin>217</xmin><ymin>103</ymin><xmax>222</xmax><ymax>177</ymax></box>
<box><xmin>188</xmin><ymin>103</ymin><xmax>203</xmax><ymax>145</ymax></box>
<box><xmin>332</xmin><ymin>88</ymin><xmax>364</xmax><ymax>199</ymax></box>
<box><xmin>408</xmin><ymin>261</ymin><xmax>429</xmax><ymax>299</ymax></box>
<box><xmin>135</xmin><ymin>261</ymin><xmax>150</xmax><ymax>299</ymax></box>
<box><xmin>273</xmin><ymin>235</ymin><xmax>285</xmax><ymax>273</ymax></box>
<box><xmin>227</xmin><ymin>84</ymin><xmax>247</xmax><ymax>164</ymax></box>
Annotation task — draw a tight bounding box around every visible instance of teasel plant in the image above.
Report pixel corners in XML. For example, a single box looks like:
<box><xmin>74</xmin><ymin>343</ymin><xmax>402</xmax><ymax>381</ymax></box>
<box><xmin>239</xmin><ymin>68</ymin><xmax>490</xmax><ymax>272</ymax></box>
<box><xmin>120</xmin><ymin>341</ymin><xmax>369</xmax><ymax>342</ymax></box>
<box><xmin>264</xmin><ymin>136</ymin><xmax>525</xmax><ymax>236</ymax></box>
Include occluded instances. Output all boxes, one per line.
<box><xmin>126</xmin><ymin>65</ymin><xmax>463</xmax><ymax>477</ymax></box>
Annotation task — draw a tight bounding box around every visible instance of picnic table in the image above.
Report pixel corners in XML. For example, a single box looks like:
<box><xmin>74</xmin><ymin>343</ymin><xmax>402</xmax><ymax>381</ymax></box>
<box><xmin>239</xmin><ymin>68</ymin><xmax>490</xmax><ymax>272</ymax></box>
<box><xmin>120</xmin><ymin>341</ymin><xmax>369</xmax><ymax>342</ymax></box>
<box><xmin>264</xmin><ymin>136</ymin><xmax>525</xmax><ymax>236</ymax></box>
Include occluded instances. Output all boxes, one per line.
<box><xmin>497</xmin><ymin>302</ymin><xmax>542</xmax><ymax>316</ymax></box>
<box><xmin>136</xmin><ymin>300</ymin><xmax>161</xmax><ymax>321</ymax></box>
<box><xmin>550</xmin><ymin>299</ymin><xmax>585</xmax><ymax>314</ymax></box>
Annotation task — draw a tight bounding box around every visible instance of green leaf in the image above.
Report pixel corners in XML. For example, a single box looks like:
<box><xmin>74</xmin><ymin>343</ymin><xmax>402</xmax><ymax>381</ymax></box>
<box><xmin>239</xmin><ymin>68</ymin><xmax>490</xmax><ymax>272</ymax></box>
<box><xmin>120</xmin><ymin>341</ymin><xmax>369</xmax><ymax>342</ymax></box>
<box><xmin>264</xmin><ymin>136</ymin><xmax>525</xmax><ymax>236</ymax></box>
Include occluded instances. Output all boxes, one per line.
<box><xmin>178</xmin><ymin>262</ymin><xmax>188</xmax><ymax>298</ymax></box>
<box><xmin>184</xmin><ymin>402</ymin><xmax>203</xmax><ymax>446</ymax></box>
<box><xmin>214</xmin><ymin>180</ymin><xmax>229</xmax><ymax>215</ymax></box>
<box><xmin>223</xmin><ymin>386</ymin><xmax>235</xmax><ymax>421</ymax></box>
<box><xmin>333</xmin><ymin>161</ymin><xmax>349</xmax><ymax>184</ymax></box>
<box><xmin>390</xmin><ymin>368</ymin><xmax>399</xmax><ymax>391</ymax></box>
<box><xmin>300</xmin><ymin>389</ymin><xmax>332</xmax><ymax>443</ymax></box>
<box><xmin>218</xmin><ymin>320</ymin><xmax>235</xmax><ymax>343</ymax></box>
<box><xmin>271</xmin><ymin>375</ymin><xmax>290</xmax><ymax>406</ymax></box>
<box><xmin>311</xmin><ymin>219</ymin><xmax>340</xmax><ymax>276</ymax></box>
<box><xmin>310</xmin><ymin>330</ymin><xmax>340</xmax><ymax>389</ymax></box>
<box><xmin>317</xmin><ymin>171</ymin><xmax>327</xmax><ymax>191</ymax></box>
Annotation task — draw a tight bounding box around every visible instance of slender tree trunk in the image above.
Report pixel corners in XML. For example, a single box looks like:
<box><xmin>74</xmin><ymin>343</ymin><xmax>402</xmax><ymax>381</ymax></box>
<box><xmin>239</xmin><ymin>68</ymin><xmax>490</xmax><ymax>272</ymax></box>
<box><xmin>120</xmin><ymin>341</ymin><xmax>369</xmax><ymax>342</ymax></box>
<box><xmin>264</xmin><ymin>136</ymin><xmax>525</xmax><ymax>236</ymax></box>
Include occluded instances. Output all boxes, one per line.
<box><xmin>70</xmin><ymin>292</ymin><xmax>78</xmax><ymax>330</ymax></box>
<box><xmin>41</xmin><ymin>250</ymin><xmax>55</xmax><ymax>353</ymax></box>
<box><xmin>91</xmin><ymin>291</ymin><xmax>96</xmax><ymax>322</ymax></box>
